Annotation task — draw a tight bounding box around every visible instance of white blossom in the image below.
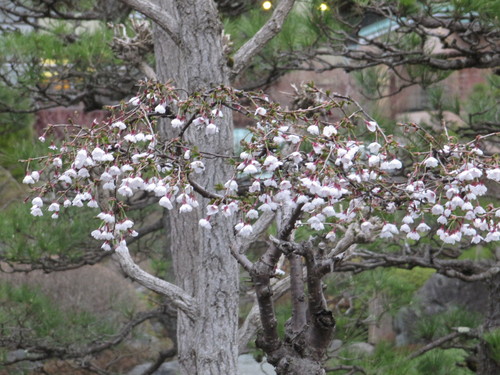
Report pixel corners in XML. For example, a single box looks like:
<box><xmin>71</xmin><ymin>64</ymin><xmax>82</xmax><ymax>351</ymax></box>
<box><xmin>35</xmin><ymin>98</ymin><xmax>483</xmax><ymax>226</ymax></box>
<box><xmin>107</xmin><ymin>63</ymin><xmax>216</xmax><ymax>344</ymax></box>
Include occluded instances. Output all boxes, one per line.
<box><xmin>171</xmin><ymin>118</ymin><xmax>184</xmax><ymax>128</ymax></box>
<box><xmin>367</xmin><ymin>142</ymin><xmax>381</xmax><ymax>154</ymax></box>
<box><xmin>254</xmin><ymin>107</ymin><xmax>267</xmax><ymax>116</ymax></box>
<box><xmin>307</xmin><ymin>125</ymin><xmax>320</xmax><ymax>135</ymax></box>
<box><xmin>423</xmin><ymin>157</ymin><xmax>439</xmax><ymax>168</ymax></box>
<box><xmin>48</xmin><ymin>202</ymin><xmax>60</xmax><ymax>212</ymax></box>
<box><xmin>159</xmin><ymin>196</ymin><xmax>173</xmax><ymax>210</ymax></box>
<box><xmin>190</xmin><ymin>160</ymin><xmax>205</xmax><ymax>174</ymax></box>
<box><xmin>365</xmin><ymin>120</ymin><xmax>378</xmax><ymax>132</ymax></box>
<box><xmin>155</xmin><ymin>104</ymin><xmax>166</xmax><ymax>114</ymax></box>
<box><xmin>323</xmin><ymin>125</ymin><xmax>337</xmax><ymax>137</ymax></box>
<box><xmin>486</xmin><ymin>168</ymin><xmax>500</xmax><ymax>182</ymax></box>
<box><xmin>112</xmin><ymin>121</ymin><xmax>127</xmax><ymax>130</ymax></box>
<box><xmin>32</xmin><ymin>197</ymin><xmax>43</xmax><ymax>207</ymax></box>
<box><xmin>205</xmin><ymin>123</ymin><xmax>219</xmax><ymax>135</ymax></box>
<box><xmin>199</xmin><ymin>218</ymin><xmax>212</xmax><ymax>229</ymax></box>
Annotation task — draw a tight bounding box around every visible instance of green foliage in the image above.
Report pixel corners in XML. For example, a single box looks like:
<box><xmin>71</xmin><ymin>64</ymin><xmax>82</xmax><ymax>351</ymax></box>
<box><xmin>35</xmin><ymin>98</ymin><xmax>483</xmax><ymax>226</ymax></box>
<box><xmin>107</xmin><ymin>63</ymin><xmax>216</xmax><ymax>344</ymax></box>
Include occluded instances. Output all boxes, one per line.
<box><xmin>416</xmin><ymin>348</ymin><xmax>473</xmax><ymax>375</ymax></box>
<box><xmin>414</xmin><ymin>307</ymin><xmax>481</xmax><ymax>341</ymax></box>
<box><xmin>484</xmin><ymin>329</ymin><xmax>500</xmax><ymax>363</ymax></box>
<box><xmin>0</xmin><ymin>282</ymin><xmax>116</xmax><ymax>348</ymax></box>
<box><xmin>0</xmin><ymin>202</ymin><xmax>99</xmax><ymax>262</ymax></box>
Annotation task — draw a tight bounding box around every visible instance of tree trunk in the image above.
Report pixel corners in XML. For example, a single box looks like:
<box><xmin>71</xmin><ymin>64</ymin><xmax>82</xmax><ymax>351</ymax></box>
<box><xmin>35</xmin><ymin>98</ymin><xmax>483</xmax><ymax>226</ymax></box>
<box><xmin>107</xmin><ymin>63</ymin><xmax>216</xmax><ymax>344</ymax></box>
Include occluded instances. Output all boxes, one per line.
<box><xmin>477</xmin><ymin>272</ymin><xmax>500</xmax><ymax>375</ymax></box>
<box><xmin>153</xmin><ymin>1</ymin><xmax>238</xmax><ymax>374</ymax></box>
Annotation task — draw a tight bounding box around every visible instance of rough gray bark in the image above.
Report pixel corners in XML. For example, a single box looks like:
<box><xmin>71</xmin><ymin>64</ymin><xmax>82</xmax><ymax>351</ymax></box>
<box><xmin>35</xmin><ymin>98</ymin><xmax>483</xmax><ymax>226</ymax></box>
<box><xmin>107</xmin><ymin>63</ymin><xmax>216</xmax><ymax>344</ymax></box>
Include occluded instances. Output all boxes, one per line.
<box><xmin>151</xmin><ymin>2</ymin><xmax>238</xmax><ymax>374</ymax></box>
<box><xmin>477</xmin><ymin>272</ymin><xmax>500</xmax><ymax>375</ymax></box>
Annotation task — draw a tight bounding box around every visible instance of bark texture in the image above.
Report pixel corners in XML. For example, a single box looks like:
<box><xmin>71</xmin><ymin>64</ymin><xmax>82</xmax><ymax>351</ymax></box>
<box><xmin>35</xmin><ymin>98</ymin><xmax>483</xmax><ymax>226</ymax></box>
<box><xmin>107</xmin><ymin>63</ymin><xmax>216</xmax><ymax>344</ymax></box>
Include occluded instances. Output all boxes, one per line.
<box><xmin>153</xmin><ymin>1</ymin><xmax>238</xmax><ymax>374</ymax></box>
<box><xmin>477</xmin><ymin>272</ymin><xmax>500</xmax><ymax>375</ymax></box>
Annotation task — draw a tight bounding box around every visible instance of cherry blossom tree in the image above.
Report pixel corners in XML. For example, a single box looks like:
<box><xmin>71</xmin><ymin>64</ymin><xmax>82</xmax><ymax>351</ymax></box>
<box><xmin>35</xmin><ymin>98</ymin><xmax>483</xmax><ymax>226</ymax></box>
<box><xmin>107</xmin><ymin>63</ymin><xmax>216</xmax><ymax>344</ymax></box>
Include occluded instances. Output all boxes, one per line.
<box><xmin>6</xmin><ymin>0</ymin><xmax>499</xmax><ymax>374</ymax></box>
<box><xmin>25</xmin><ymin>80</ymin><xmax>500</xmax><ymax>374</ymax></box>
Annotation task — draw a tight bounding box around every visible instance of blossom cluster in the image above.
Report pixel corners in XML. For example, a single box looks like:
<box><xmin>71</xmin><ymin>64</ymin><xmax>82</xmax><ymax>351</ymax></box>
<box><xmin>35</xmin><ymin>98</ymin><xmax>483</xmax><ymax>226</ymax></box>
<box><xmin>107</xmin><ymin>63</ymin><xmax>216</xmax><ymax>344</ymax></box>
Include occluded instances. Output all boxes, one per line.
<box><xmin>24</xmin><ymin>83</ymin><xmax>500</xmax><ymax>253</ymax></box>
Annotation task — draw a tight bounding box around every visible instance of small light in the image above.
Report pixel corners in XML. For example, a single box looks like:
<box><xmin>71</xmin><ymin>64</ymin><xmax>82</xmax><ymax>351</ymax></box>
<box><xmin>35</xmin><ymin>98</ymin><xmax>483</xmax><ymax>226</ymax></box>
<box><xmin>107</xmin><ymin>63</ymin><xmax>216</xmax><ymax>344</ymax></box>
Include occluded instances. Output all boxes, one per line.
<box><xmin>319</xmin><ymin>3</ymin><xmax>329</xmax><ymax>11</ymax></box>
<box><xmin>262</xmin><ymin>1</ymin><xmax>272</xmax><ymax>10</ymax></box>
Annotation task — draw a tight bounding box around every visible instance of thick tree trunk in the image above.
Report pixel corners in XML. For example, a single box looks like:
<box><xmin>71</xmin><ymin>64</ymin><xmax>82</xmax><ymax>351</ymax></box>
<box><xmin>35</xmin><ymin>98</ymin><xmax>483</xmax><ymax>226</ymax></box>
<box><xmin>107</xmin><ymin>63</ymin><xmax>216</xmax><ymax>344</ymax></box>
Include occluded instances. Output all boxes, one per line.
<box><xmin>477</xmin><ymin>272</ymin><xmax>500</xmax><ymax>375</ymax></box>
<box><xmin>153</xmin><ymin>1</ymin><xmax>238</xmax><ymax>374</ymax></box>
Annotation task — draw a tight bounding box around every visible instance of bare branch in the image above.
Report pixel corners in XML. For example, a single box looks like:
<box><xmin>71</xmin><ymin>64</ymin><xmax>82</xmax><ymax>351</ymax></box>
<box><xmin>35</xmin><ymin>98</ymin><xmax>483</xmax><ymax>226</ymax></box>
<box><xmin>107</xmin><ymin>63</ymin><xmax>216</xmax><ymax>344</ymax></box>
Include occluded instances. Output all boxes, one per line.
<box><xmin>231</xmin><ymin>0</ymin><xmax>296</xmax><ymax>78</ymax></box>
<box><xmin>118</xmin><ymin>0</ymin><xmax>181</xmax><ymax>46</ymax></box>
<box><xmin>113</xmin><ymin>246</ymin><xmax>199</xmax><ymax>319</ymax></box>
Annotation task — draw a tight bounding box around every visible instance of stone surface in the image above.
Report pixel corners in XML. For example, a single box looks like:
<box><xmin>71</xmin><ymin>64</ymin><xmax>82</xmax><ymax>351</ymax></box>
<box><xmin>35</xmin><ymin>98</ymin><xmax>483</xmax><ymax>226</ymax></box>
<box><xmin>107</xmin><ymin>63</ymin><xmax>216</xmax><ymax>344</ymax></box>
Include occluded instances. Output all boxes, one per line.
<box><xmin>0</xmin><ymin>166</ymin><xmax>24</xmax><ymax>209</ymax></box>
<box><xmin>394</xmin><ymin>273</ymin><xmax>488</xmax><ymax>346</ymax></box>
<box><xmin>127</xmin><ymin>354</ymin><xmax>276</xmax><ymax>375</ymax></box>
<box><xmin>346</xmin><ymin>342</ymin><xmax>375</xmax><ymax>357</ymax></box>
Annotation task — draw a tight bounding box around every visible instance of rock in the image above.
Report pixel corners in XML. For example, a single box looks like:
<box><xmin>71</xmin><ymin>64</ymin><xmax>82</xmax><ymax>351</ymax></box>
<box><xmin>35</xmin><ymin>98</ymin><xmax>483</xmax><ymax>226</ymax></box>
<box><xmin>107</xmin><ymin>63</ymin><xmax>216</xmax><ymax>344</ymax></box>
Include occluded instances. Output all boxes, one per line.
<box><xmin>0</xmin><ymin>166</ymin><xmax>25</xmax><ymax>209</ymax></box>
<box><xmin>328</xmin><ymin>339</ymin><xmax>343</xmax><ymax>354</ymax></box>
<box><xmin>127</xmin><ymin>355</ymin><xmax>276</xmax><ymax>375</ymax></box>
<box><xmin>394</xmin><ymin>273</ymin><xmax>488</xmax><ymax>346</ymax></box>
<box><xmin>346</xmin><ymin>342</ymin><xmax>375</xmax><ymax>356</ymax></box>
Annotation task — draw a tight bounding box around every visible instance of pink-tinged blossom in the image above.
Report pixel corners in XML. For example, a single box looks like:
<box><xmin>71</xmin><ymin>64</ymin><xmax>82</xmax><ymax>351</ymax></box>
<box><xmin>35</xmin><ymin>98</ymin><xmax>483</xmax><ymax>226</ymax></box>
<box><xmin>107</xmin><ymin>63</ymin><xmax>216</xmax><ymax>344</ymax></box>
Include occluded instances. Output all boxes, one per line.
<box><xmin>469</xmin><ymin>184</ymin><xmax>487</xmax><ymax>196</ymax></box>
<box><xmin>155</xmin><ymin>104</ymin><xmax>166</xmax><ymax>114</ymax></box>
<box><xmin>171</xmin><ymin>118</ymin><xmax>184</xmax><ymax>128</ymax></box>
<box><xmin>179</xmin><ymin>203</ymin><xmax>193</xmax><ymax>213</ymax></box>
<box><xmin>30</xmin><ymin>206</ymin><xmax>43</xmax><ymax>216</ymax></box>
<box><xmin>87</xmin><ymin>199</ymin><xmax>98</xmax><ymax>208</ymax></box>
<box><xmin>243</xmin><ymin>163</ymin><xmax>260</xmax><ymax>175</ymax></box>
<box><xmin>211</xmin><ymin>108</ymin><xmax>223</xmax><ymax>118</ymax></box>
<box><xmin>416</xmin><ymin>222</ymin><xmax>431</xmax><ymax>232</ymax></box>
<box><xmin>199</xmin><ymin>218</ymin><xmax>212</xmax><ymax>229</ymax></box>
<box><xmin>380</xmin><ymin>223</ymin><xmax>399</xmax><ymax>239</ymax></box>
<box><xmin>112</xmin><ymin>121</ymin><xmax>126</xmax><ymax>130</ymax></box>
<box><xmin>380</xmin><ymin>159</ymin><xmax>402</xmax><ymax>171</ymax></box>
<box><xmin>128</xmin><ymin>96</ymin><xmax>140</xmax><ymax>106</ymax></box>
<box><xmin>365</xmin><ymin>120</ymin><xmax>378</xmax><ymax>132</ymax></box>
<box><xmin>205</xmin><ymin>123</ymin><xmax>219</xmax><ymax>135</ymax></box>
<box><xmin>254</xmin><ymin>107</ymin><xmax>267</xmax><ymax>116</ymax></box>
<box><xmin>32</xmin><ymin>197</ymin><xmax>43</xmax><ymax>207</ymax></box>
<box><xmin>101</xmin><ymin>242</ymin><xmax>111</xmax><ymax>251</ymax></box>
<box><xmin>263</xmin><ymin>155</ymin><xmax>282</xmax><ymax>171</ymax></box>
<box><xmin>407</xmin><ymin>231</ymin><xmax>420</xmax><ymax>241</ymax></box>
<box><xmin>224</xmin><ymin>179</ymin><xmax>238</xmax><ymax>193</ymax></box>
<box><xmin>117</xmin><ymin>185</ymin><xmax>134</xmax><ymax>197</ymax></box>
<box><xmin>237</xmin><ymin>223</ymin><xmax>253</xmax><ymax>237</ymax></box>
<box><xmin>323</xmin><ymin>125</ymin><xmax>337</xmax><ymax>137</ymax></box>
<box><xmin>474</xmin><ymin>206</ymin><xmax>486</xmax><ymax>215</ymax></box>
<box><xmin>368</xmin><ymin>155</ymin><xmax>380</xmax><ymax>167</ymax></box>
<box><xmin>288</xmin><ymin>134</ymin><xmax>301</xmax><ymax>144</ymax></box>
<box><xmin>190</xmin><ymin>161</ymin><xmax>205</xmax><ymax>174</ymax></box>
<box><xmin>249</xmin><ymin>180</ymin><xmax>261</xmax><ymax>193</ymax></box>
<box><xmin>115</xmin><ymin>240</ymin><xmax>129</xmax><ymax>253</ymax></box>
<box><xmin>103</xmin><ymin>181</ymin><xmax>115</xmax><ymax>190</ymax></box>
<box><xmin>193</xmin><ymin>117</ymin><xmax>208</xmax><ymax>126</ymax></box>
<box><xmin>159</xmin><ymin>196</ymin><xmax>173</xmax><ymax>210</ymax></box>
<box><xmin>431</xmin><ymin>204</ymin><xmax>444</xmax><ymax>215</ymax></box>
<box><xmin>97</xmin><ymin>212</ymin><xmax>115</xmax><ymax>224</ymax></box>
<box><xmin>402</xmin><ymin>215</ymin><xmax>414</xmax><ymax>224</ymax></box>
<box><xmin>51</xmin><ymin>212</ymin><xmax>59</xmax><ymax>219</ymax></box>
<box><xmin>53</xmin><ymin>157</ymin><xmax>62</xmax><ymax>168</ymax></box>
<box><xmin>91</xmin><ymin>147</ymin><xmax>106</xmax><ymax>161</ymax></box>
<box><xmin>486</xmin><ymin>168</ymin><xmax>500</xmax><ymax>182</ymax></box>
<box><xmin>78</xmin><ymin>168</ymin><xmax>90</xmax><ymax>178</ymax></box>
<box><xmin>206</xmin><ymin>204</ymin><xmax>219</xmax><ymax>215</ymax></box>
<box><xmin>246</xmin><ymin>209</ymin><xmax>259</xmax><ymax>219</ymax></box>
<box><xmin>153</xmin><ymin>185</ymin><xmax>167</xmax><ymax>197</ymax></box>
<box><xmin>23</xmin><ymin>174</ymin><xmax>35</xmax><ymax>184</ymax></box>
<box><xmin>307</xmin><ymin>125</ymin><xmax>320</xmax><ymax>135</ymax></box>
<box><xmin>307</xmin><ymin>215</ymin><xmax>325</xmax><ymax>231</ymax></box>
<box><xmin>423</xmin><ymin>157</ymin><xmax>439</xmax><ymax>168</ymax></box>
<box><xmin>289</xmin><ymin>152</ymin><xmax>303</xmax><ymax>164</ymax></box>
<box><xmin>74</xmin><ymin>149</ymin><xmax>88</xmax><ymax>169</ymax></box>
<box><xmin>367</xmin><ymin>142</ymin><xmax>381</xmax><ymax>154</ymax></box>
<box><xmin>48</xmin><ymin>202</ymin><xmax>60</xmax><ymax>212</ymax></box>
<box><xmin>116</xmin><ymin>220</ymin><xmax>134</xmax><ymax>231</ymax></box>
